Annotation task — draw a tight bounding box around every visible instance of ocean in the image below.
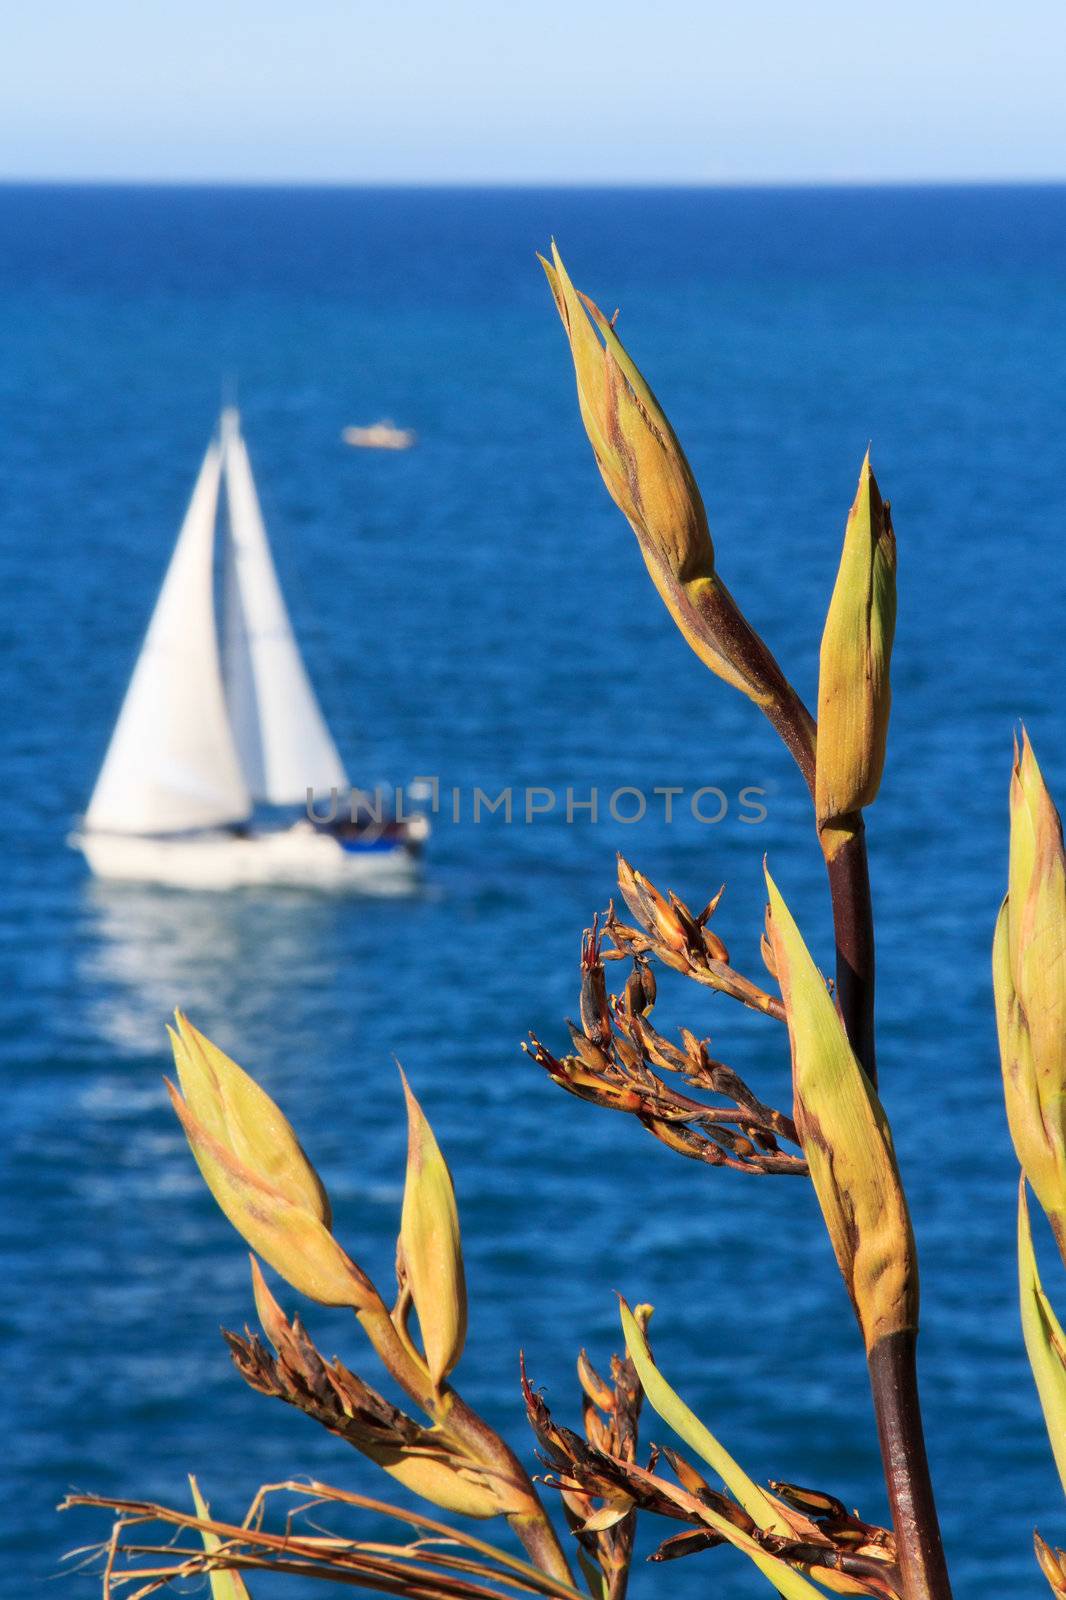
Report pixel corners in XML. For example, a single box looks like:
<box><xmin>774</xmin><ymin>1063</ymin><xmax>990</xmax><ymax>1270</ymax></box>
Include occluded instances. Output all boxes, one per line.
<box><xmin>2</xmin><ymin>183</ymin><xmax>1066</xmax><ymax>1596</ymax></box>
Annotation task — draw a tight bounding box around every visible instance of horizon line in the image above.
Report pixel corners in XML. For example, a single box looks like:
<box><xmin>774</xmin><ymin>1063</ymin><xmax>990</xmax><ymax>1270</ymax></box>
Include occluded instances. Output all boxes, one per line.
<box><xmin>2</xmin><ymin>174</ymin><xmax>1066</xmax><ymax>192</ymax></box>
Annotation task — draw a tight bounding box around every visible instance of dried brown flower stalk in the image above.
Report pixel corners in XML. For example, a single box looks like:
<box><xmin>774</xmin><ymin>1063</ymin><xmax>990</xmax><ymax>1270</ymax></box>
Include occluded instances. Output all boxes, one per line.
<box><xmin>525</xmin><ymin>895</ymin><xmax>804</xmax><ymax>1177</ymax></box>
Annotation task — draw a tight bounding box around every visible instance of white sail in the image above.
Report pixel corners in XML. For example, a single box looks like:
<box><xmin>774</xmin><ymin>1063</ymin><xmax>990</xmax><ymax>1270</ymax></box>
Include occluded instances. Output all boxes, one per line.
<box><xmin>220</xmin><ymin>408</ymin><xmax>349</xmax><ymax>804</ymax></box>
<box><xmin>85</xmin><ymin>440</ymin><xmax>253</xmax><ymax>835</ymax></box>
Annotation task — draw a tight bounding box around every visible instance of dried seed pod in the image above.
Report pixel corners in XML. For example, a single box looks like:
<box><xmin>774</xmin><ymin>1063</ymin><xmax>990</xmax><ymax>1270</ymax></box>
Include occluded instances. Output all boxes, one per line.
<box><xmin>759</xmin><ymin>930</ymin><xmax>778</xmax><ymax>980</ymax></box>
<box><xmin>696</xmin><ymin>886</ymin><xmax>726</xmax><ymax>925</ymax></box>
<box><xmin>580</xmin><ymin>924</ymin><xmax>612</xmax><ymax>1047</ymax></box>
<box><xmin>660</xmin><ymin>1446</ymin><xmax>711</xmax><ymax>1498</ymax></box>
<box><xmin>649</xmin><ymin>1528</ymin><xmax>722</xmax><ymax>1562</ymax></box>
<box><xmin>1035</xmin><ymin>1531</ymin><xmax>1066</xmax><ymax>1597</ymax></box>
<box><xmin>769</xmin><ymin>1481</ymin><xmax>849</xmax><ymax>1521</ymax></box>
<box><xmin>702</xmin><ymin>925</ymin><xmax>731</xmax><ymax>963</ymax></box>
<box><xmin>233</xmin><ymin>1261</ymin><xmax>500</xmax><ymax>1518</ymax></box>
<box><xmin>577</xmin><ymin>1351</ymin><xmax>616</xmax><ymax>1412</ymax></box>
<box><xmin>623</xmin><ymin>958</ymin><xmax>657</xmax><ymax>1017</ymax></box>
<box><xmin>616</xmin><ymin>857</ymin><xmax>689</xmax><ymax>952</ymax></box>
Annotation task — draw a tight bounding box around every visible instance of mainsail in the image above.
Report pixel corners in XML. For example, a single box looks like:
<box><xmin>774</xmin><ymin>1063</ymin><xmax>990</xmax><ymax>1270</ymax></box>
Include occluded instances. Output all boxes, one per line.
<box><xmin>220</xmin><ymin>408</ymin><xmax>349</xmax><ymax>805</ymax></box>
<box><xmin>85</xmin><ymin>440</ymin><xmax>253</xmax><ymax>835</ymax></box>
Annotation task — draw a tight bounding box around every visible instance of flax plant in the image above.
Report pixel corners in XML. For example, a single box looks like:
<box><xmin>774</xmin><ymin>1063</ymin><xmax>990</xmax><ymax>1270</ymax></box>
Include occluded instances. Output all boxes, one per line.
<box><xmin>66</xmin><ymin>247</ymin><xmax>1066</xmax><ymax>1600</ymax></box>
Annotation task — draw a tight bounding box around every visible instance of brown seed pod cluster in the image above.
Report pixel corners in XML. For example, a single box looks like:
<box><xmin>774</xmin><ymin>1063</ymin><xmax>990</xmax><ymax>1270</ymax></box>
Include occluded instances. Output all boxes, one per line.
<box><xmin>526</xmin><ymin>865</ymin><xmax>803</xmax><ymax>1176</ymax></box>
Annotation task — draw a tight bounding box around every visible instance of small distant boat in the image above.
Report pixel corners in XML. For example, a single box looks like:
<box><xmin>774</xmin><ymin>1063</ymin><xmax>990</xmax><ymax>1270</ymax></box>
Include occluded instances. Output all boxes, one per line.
<box><xmin>342</xmin><ymin>420</ymin><xmax>416</xmax><ymax>450</ymax></box>
<box><xmin>73</xmin><ymin>408</ymin><xmax>426</xmax><ymax>891</ymax></box>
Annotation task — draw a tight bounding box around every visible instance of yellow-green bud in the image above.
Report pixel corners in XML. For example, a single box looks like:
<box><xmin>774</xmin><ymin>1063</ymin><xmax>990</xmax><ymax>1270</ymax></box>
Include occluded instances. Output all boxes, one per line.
<box><xmin>815</xmin><ymin>453</ymin><xmax>896</xmax><ymax>830</ymax></box>
<box><xmin>167</xmin><ymin>1013</ymin><xmax>374</xmax><ymax>1309</ymax></box>
<box><xmin>540</xmin><ymin>242</ymin><xmax>808</xmax><ymax>729</ymax></box>
<box><xmin>766</xmin><ymin>868</ymin><xmax>917</xmax><ymax>1352</ymax></box>
<box><xmin>995</xmin><ymin>733</ymin><xmax>1066</xmax><ymax>1250</ymax></box>
<box><xmin>399</xmin><ymin>1070</ymin><xmax>467</xmax><ymax>1386</ymax></box>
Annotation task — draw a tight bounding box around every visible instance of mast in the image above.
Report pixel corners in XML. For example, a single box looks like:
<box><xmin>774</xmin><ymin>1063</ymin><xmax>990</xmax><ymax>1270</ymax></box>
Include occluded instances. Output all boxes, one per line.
<box><xmin>220</xmin><ymin>408</ymin><xmax>349</xmax><ymax>806</ymax></box>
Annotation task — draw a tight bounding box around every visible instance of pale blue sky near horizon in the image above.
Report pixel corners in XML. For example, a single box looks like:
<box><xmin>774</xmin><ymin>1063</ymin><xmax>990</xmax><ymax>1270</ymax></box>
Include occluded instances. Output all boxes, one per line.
<box><xmin>4</xmin><ymin>0</ymin><xmax>1066</xmax><ymax>185</ymax></box>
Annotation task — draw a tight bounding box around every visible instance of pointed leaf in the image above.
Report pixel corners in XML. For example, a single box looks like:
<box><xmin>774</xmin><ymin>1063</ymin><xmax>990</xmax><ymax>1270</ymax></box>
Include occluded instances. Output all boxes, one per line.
<box><xmin>188</xmin><ymin>1477</ymin><xmax>252</xmax><ymax>1600</ymax></box>
<box><xmin>816</xmin><ymin>453</ymin><xmax>896</xmax><ymax>827</ymax></box>
<box><xmin>692</xmin><ymin>1506</ymin><xmax>832</xmax><ymax>1599</ymax></box>
<box><xmin>540</xmin><ymin>243</ymin><xmax>801</xmax><ymax>718</ymax></box>
<box><xmin>1019</xmin><ymin>1181</ymin><xmax>1066</xmax><ymax>1497</ymax></box>
<box><xmin>620</xmin><ymin>1299</ymin><xmax>791</xmax><ymax>1535</ymax></box>
<box><xmin>994</xmin><ymin>898</ymin><xmax>1066</xmax><ymax>1229</ymax></box>
<box><xmin>168</xmin><ymin>1082</ymin><xmax>372</xmax><ymax>1308</ymax></box>
<box><xmin>171</xmin><ymin>1013</ymin><xmax>331</xmax><ymax>1225</ymax></box>
<box><xmin>1009</xmin><ymin>734</ymin><xmax>1066</xmax><ymax>1082</ymax></box>
<box><xmin>248</xmin><ymin>1254</ymin><xmax>297</xmax><ymax>1353</ymax></box>
<box><xmin>766</xmin><ymin>868</ymin><xmax>917</xmax><ymax>1352</ymax></box>
<box><xmin>1002</xmin><ymin>734</ymin><xmax>1066</xmax><ymax>1245</ymax></box>
<box><xmin>399</xmin><ymin>1071</ymin><xmax>467</xmax><ymax>1384</ymax></box>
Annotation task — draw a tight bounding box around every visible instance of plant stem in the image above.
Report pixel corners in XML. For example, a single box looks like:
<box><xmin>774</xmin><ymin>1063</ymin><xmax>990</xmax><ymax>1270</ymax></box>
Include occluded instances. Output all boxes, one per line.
<box><xmin>822</xmin><ymin>817</ymin><xmax>948</xmax><ymax>1599</ymax></box>
<box><xmin>358</xmin><ymin>1302</ymin><xmax>574</xmax><ymax>1584</ymax></box>
<box><xmin>508</xmin><ymin>1508</ymin><xmax>579</xmax><ymax>1587</ymax></box>
<box><xmin>445</xmin><ymin>1390</ymin><xmax>575</xmax><ymax>1584</ymax></box>
<box><xmin>819</xmin><ymin>815</ymin><xmax>877</xmax><ymax>1088</ymax></box>
<box><xmin>827</xmin><ymin>819</ymin><xmax>951</xmax><ymax>1600</ymax></box>
<box><xmin>763</xmin><ymin>685</ymin><xmax>817</xmax><ymax>795</ymax></box>
<box><xmin>766</xmin><ymin>688</ymin><xmax>950</xmax><ymax>1598</ymax></box>
<box><xmin>763</xmin><ymin>690</ymin><xmax>878</xmax><ymax>1088</ymax></box>
<box><xmin>868</xmin><ymin>1332</ymin><xmax>954</xmax><ymax>1600</ymax></box>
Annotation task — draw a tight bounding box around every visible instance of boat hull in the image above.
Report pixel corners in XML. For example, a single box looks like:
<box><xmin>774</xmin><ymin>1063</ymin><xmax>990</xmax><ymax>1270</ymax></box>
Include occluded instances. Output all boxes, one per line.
<box><xmin>74</xmin><ymin>821</ymin><xmax>422</xmax><ymax>893</ymax></box>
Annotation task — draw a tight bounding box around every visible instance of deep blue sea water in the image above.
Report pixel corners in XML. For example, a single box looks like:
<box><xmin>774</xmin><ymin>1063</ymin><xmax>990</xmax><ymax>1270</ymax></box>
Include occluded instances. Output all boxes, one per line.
<box><xmin>3</xmin><ymin>184</ymin><xmax>1066</xmax><ymax>1596</ymax></box>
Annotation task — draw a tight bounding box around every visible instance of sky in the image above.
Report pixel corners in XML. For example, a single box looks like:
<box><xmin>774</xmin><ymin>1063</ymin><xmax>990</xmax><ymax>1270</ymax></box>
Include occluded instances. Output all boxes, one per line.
<box><xmin>4</xmin><ymin>1</ymin><xmax>1066</xmax><ymax>185</ymax></box>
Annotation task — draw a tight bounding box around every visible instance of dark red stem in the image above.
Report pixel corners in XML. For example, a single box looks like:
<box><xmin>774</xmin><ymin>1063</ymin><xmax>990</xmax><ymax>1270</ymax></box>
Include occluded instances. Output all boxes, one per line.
<box><xmin>768</xmin><ymin>691</ymin><xmax>952</xmax><ymax>1599</ymax></box>
<box><xmin>868</xmin><ymin>1332</ymin><xmax>954</xmax><ymax>1600</ymax></box>
<box><xmin>821</xmin><ymin>816</ymin><xmax>877</xmax><ymax>1087</ymax></box>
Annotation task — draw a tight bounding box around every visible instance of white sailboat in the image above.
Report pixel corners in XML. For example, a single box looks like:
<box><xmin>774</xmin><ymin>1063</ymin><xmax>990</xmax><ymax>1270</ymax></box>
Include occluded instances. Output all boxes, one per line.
<box><xmin>74</xmin><ymin>409</ymin><xmax>426</xmax><ymax>891</ymax></box>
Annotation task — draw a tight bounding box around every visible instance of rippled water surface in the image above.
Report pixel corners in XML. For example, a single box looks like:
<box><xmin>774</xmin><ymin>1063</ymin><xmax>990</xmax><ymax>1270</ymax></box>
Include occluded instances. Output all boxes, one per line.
<box><xmin>3</xmin><ymin>184</ymin><xmax>1066</xmax><ymax>1595</ymax></box>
